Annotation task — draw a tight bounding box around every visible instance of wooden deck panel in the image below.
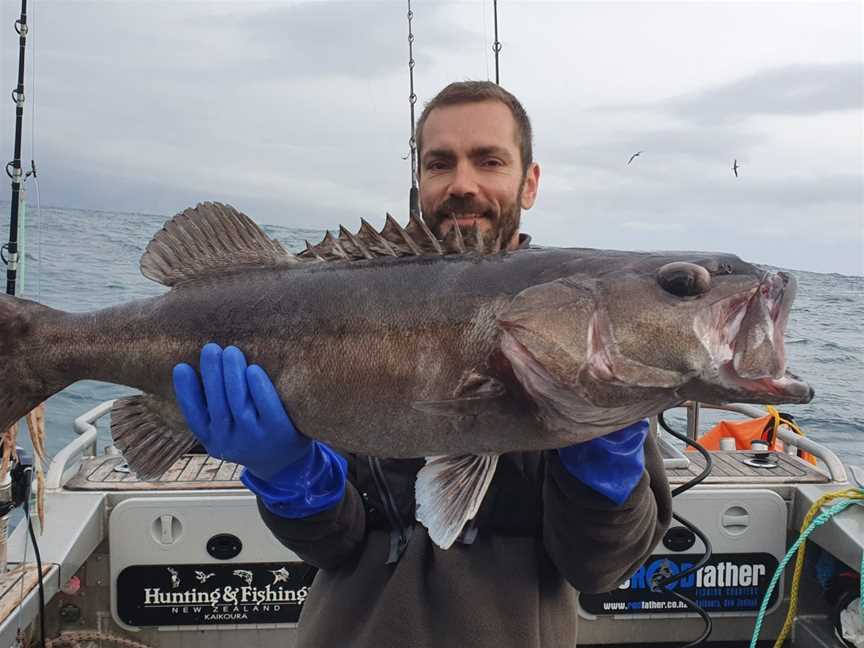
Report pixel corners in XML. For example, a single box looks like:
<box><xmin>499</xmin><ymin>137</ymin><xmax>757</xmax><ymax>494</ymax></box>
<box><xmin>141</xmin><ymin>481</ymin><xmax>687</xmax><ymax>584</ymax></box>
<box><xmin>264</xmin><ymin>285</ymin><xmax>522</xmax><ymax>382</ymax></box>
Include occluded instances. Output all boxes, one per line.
<box><xmin>178</xmin><ymin>455</ymin><xmax>208</xmax><ymax>482</ymax></box>
<box><xmin>198</xmin><ymin>456</ymin><xmax>222</xmax><ymax>481</ymax></box>
<box><xmin>214</xmin><ymin>460</ymin><xmax>238</xmax><ymax>482</ymax></box>
<box><xmin>65</xmin><ymin>455</ymin><xmax>244</xmax><ymax>491</ymax></box>
<box><xmin>667</xmin><ymin>451</ymin><xmax>829</xmax><ymax>485</ymax></box>
<box><xmin>713</xmin><ymin>452</ymin><xmax>758</xmax><ymax>477</ymax></box>
<box><xmin>87</xmin><ymin>459</ymin><xmax>121</xmax><ymax>483</ymax></box>
<box><xmin>159</xmin><ymin>457</ymin><xmax>190</xmax><ymax>482</ymax></box>
<box><xmin>0</xmin><ymin>564</ymin><xmax>54</xmax><ymax>626</ymax></box>
<box><xmin>64</xmin><ymin>449</ymin><xmax>831</xmax><ymax>491</ymax></box>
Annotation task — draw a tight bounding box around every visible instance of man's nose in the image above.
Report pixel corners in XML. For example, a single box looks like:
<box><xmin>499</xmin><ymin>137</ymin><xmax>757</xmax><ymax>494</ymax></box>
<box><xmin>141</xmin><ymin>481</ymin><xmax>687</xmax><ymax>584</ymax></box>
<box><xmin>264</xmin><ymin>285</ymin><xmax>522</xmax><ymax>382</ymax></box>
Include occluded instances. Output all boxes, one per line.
<box><xmin>448</xmin><ymin>161</ymin><xmax>479</xmax><ymax>198</ymax></box>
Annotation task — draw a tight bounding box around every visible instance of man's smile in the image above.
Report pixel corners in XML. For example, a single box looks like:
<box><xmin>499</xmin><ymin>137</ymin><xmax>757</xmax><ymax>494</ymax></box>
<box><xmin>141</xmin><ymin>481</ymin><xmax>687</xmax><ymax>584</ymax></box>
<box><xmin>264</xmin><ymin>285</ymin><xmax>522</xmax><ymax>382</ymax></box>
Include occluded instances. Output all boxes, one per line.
<box><xmin>451</xmin><ymin>213</ymin><xmax>483</xmax><ymax>226</ymax></box>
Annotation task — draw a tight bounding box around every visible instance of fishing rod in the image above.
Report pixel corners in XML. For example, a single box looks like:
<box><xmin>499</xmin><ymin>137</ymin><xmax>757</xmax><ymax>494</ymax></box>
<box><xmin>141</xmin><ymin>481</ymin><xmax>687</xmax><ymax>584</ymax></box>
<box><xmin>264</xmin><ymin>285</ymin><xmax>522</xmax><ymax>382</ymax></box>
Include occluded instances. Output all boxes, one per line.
<box><xmin>2</xmin><ymin>4</ymin><xmax>47</xmax><ymax>647</ymax></box>
<box><xmin>492</xmin><ymin>0</ymin><xmax>501</xmax><ymax>85</ymax></box>
<box><xmin>405</xmin><ymin>0</ymin><xmax>419</xmax><ymax>220</ymax></box>
<box><xmin>4</xmin><ymin>0</ymin><xmax>33</xmax><ymax>297</ymax></box>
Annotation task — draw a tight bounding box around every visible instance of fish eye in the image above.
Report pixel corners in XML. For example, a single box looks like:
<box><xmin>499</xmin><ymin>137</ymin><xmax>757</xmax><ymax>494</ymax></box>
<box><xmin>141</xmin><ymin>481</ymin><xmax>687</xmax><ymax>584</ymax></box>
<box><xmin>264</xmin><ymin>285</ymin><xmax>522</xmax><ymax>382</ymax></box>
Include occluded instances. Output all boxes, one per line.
<box><xmin>656</xmin><ymin>262</ymin><xmax>712</xmax><ymax>298</ymax></box>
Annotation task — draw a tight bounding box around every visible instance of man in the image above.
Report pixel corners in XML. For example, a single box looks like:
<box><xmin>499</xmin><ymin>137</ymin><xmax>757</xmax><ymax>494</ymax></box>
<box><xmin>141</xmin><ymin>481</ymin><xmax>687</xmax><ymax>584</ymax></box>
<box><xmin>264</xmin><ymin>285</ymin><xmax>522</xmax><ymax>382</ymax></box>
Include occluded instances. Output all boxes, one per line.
<box><xmin>173</xmin><ymin>81</ymin><xmax>672</xmax><ymax>647</ymax></box>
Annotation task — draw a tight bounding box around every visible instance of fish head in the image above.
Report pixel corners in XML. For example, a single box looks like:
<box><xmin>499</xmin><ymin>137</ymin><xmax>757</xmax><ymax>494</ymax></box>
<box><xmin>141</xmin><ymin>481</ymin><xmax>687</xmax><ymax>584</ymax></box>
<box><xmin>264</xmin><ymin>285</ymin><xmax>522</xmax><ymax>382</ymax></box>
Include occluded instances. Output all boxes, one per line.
<box><xmin>498</xmin><ymin>252</ymin><xmax>813</xmax><ymax>415</ymax></box>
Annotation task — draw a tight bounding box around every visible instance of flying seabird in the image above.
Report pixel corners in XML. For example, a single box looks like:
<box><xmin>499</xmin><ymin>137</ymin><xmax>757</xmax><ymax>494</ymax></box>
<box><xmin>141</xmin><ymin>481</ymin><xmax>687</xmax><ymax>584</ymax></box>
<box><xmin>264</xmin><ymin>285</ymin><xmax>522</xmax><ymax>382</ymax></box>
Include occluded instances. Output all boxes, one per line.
<box><xmin>732</xmin><ymin>159</ymin><xmax>739</xmax><ymax>178</ymax></box>
<box><xmin>627</xmin><ymin>151</ymin><xmax>643</xmax><ymax>165</ymax></box>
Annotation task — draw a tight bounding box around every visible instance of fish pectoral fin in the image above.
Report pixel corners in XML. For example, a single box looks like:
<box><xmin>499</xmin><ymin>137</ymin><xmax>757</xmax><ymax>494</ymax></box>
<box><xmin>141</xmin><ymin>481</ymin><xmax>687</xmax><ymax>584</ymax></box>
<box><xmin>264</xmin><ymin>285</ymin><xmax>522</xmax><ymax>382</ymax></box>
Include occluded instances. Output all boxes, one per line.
<box><xmin>111</xmin><ymin>395</ymin><xmax>198</xmax><ymax>481</ymax></box>
<box><xmin>415</xmin><ymin>454</ymin><xmax>499</xmax><ymax>550</ymax></box>
<box><xmin>412</xmin><ymin>373</ymin><xmax>506</xmax><ymax>418</ymax></box>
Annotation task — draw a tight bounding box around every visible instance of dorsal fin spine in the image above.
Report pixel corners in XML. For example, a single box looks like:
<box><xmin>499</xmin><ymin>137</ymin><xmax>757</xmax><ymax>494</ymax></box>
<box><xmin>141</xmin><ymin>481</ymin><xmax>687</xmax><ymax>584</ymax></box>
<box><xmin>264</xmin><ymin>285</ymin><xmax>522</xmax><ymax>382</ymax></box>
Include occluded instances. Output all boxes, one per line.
<box><xmin>146</xmin><ymin>241</ymin><xmax>174</xmax><ymax>280</ymax></box>
<box><xmin>387</xmin><ymin>214</ymin><xmax>423</xmax><ymax>255</ymax></box>
<box><xmin>410</xmin><ymin>214</ymin><xmax>444</xmax><ymax>254</ymax></box>
<box><xmin>340</xmin><ymin>225</ymin><xmax>374</xmax><ymax>260</ymax></box>
<box><xmin>305</xmin><ymin>240</ymin><xmax>326</xmax><ymax>261</ymax></box>
<box><xmin>323</xmin><ymin>231</ymin><xmax>350</xmax><ymax>260</ymax></box>
<box><xmin>360</xmin><ymin>219</ymin><xmax>398</xmax><ymax>256</ymax></box>
<box><xmin>176</xmin><ymin>217</ymin><xmax>212</xmax><ymax>259</ymax></box>
<box><xmin>450</xmin><ymin>218</ymin><xmax>466</xmax><ymax>253</ymax></box>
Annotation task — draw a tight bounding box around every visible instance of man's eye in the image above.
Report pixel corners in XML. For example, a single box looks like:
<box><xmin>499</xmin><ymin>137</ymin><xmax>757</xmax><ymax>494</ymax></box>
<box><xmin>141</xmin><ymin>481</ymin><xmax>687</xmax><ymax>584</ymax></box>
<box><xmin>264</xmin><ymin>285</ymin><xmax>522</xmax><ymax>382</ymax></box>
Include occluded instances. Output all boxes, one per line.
<box><xmin>426</xmin><ymin>161</ymin><xmax>448</xmax><ymax>171</ymax></box>
<box><xmin>482</xmin><ymin>158</ymin><xmax>504</xmax><ymax>167</ymax></box>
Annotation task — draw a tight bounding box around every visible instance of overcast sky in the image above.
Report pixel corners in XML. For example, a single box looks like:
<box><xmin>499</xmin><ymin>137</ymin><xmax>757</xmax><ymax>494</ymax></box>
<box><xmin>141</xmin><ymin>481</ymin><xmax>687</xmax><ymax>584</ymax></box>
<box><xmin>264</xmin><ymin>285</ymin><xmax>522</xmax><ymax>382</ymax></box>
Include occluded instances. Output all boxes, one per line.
<box><xmin>1</xmin><ymin>1</ymin><xmax>861</xmax><ymax>275</ymax></box>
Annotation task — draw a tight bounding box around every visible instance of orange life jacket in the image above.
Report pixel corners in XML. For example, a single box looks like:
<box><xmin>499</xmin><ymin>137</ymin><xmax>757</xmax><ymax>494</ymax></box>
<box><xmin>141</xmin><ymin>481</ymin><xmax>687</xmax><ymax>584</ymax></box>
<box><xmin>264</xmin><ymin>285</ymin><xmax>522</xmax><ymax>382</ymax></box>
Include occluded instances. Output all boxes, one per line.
<box><xmin>686</xmin><ymin>410</ymin><xmax>817</xmax><ymax>465</ymax></box>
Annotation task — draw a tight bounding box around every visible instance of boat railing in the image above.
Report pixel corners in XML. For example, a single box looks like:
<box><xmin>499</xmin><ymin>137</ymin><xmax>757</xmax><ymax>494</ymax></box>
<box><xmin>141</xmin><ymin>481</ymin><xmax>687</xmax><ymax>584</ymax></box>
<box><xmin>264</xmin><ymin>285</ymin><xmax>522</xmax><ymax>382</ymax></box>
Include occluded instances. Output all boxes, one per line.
<box><xmin>45</xmin><ymin>399</ymin><xmax>851</xmax><ymax>490</ymax></box>
<box><xmin>45</xmin><ymin>399</ymin><xmax>114</xmax><ymax>490</ymax></box>
<box><xmin>676</xmin><ymin>400</ymin><xmax>848</xmax><ymax>483</ymax></box>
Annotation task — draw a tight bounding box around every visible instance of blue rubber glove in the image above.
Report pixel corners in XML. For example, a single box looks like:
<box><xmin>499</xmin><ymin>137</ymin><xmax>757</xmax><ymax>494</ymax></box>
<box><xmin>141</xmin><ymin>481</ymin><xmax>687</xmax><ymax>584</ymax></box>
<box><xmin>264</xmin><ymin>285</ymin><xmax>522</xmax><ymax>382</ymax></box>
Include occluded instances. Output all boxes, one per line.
<box><xmin>557</xmin><ymin>420</ymin><xmax>648</xmax><ymax>506</ymax></box>
<box><xmin>173</xmin><ymin>343</ymin><xmax>346</xmax><ymax>517</ymax></box>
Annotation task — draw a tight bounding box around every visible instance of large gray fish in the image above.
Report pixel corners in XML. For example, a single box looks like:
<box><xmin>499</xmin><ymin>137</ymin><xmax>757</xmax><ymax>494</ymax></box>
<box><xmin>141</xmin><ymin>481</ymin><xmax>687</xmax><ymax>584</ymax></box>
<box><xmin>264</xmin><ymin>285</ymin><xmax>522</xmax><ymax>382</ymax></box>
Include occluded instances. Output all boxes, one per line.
<box><xmin>0</xmin><ymin>203</ymin><xmax>812</xmax><ymax>547</ymax></box>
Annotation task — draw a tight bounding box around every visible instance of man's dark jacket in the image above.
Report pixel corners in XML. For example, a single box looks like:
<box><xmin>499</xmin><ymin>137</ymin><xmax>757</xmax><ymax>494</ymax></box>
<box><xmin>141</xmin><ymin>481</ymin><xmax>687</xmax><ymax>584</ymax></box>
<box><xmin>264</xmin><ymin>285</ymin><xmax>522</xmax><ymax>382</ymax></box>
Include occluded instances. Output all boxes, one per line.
<box><xmin>259</xmin><ymin>443</ymin><xmax>671</xmax><ymax>647</ymax></box>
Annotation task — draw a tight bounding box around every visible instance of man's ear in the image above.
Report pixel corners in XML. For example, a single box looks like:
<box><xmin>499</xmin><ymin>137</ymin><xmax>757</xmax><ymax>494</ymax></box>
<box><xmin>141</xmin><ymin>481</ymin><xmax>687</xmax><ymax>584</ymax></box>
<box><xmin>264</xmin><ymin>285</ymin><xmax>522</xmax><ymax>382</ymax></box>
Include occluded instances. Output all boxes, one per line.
<box><xmin>520</xmin><ymin>162</ymin><xmax>540</xmax><ymax>209</ymax></box>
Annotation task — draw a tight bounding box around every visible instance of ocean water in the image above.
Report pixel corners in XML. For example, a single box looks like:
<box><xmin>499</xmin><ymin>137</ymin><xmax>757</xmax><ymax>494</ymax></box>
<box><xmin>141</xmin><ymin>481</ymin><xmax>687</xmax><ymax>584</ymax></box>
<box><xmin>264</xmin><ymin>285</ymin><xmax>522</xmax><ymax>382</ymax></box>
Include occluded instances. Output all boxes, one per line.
<box><xmin>1</xmin><ymin>204</ymin><xmax>862</xmax><ymax>466</ymax></box>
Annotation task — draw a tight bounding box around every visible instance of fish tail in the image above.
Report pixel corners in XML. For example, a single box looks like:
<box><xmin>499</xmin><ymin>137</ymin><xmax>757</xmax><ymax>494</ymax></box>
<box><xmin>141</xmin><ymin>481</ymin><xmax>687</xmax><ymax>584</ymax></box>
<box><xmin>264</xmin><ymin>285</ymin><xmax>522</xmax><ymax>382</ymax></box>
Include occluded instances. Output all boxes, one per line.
<box><xmin>0</xmin><ymin>294</ymin><xmax>68</xmax><ymax>433</ymax></box>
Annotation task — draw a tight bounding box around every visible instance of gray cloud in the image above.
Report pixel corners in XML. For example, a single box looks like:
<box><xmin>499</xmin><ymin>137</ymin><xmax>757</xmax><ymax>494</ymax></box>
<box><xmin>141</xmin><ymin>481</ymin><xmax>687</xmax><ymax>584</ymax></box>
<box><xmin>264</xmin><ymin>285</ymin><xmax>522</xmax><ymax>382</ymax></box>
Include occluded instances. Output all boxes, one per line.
<box><xmin>597</xmin><ymin>63</ymin><xmax>862</xmax><ymax>124</ymax></box>
<box><xmin>525</xmin><ymin>195</ymin><xmax>863</xmax><ymax>277</ymax></box>
<box><xmin>225</xmin><ymin>3</ymin><xmax>470</xmax><ymax>81</ymax></box>
<box><xmin>32</xmin><ymin>144</ymin><xmax>388</xmax><ymax>232</ymax></box>
<box><xmin>662</xmin><ymin>63</ymin><xmax>864</xmax><ymax>123</ymax></box>
<box><xmin>0</xmin><ymin>2</ymin><xmax>860</xmax><ymax>276</ymax></box>
<box><xmin>544</xmin><ymin>167</ymin><xmax>863</xmax><ymax>211</ymax></box>
<box><xmin>540</xmin><ymin>124</ymin><xmax>768</xmax><ymax>172</ymax></box>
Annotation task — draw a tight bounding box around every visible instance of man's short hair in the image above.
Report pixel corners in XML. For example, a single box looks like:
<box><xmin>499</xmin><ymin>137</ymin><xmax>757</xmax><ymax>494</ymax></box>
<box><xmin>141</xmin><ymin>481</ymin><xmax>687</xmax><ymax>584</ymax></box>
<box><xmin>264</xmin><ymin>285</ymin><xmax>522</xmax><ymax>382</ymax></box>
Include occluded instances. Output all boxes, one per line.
<box><xmin>416</xmin><ymin>81</ymin><xmax>533</xmax><ymax>174</ymax></box>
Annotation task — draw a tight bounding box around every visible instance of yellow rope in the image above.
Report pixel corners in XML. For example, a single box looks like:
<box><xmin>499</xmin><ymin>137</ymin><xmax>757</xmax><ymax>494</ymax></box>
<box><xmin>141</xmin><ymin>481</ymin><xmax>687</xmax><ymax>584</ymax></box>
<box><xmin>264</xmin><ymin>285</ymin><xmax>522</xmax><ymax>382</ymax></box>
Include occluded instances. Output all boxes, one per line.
<box><xmin>765</xmin><ymin>405</ymin><xmax>782</xmax><ymax>437</ymax></box>
<box><xmin>772</xmin><ymin>487</ymin><xmax>864</xmax><ymax>647</ymax></box>
<box><xmin>765</xmin><ymin>405</ymin><xmax>806</xmax><ymax>444</ymax></box>
<box><xmin>765</xmin><ymin>405</ymin><xmax>817</xmax><ymax>465</ymax></box>
<box><xmin>25</xmin><ymin>404</ymin><xmax>46</xmax><ymax>532</ymax></box>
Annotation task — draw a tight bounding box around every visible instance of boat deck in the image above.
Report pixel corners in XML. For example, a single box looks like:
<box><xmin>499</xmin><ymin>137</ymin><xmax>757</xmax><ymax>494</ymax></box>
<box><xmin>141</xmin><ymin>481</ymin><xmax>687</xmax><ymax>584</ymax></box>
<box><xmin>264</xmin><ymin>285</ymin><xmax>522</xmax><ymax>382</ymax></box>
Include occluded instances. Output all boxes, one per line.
<box><xmin>666</xmin><ymin>450</ymin><xmax>829</xmax><ymax>484</ymax></box>
<box><xmin>63</xmin><ymin>450</ymin><xmax>830</xmax><ymax>491</ymax></box>
<box><xmin>64</xmin><ymin>455</ymin><xmax>244</xmax><ymax>490</ymax></box>
<box><xmin>0</xmin><ymin>565</ymin><xmax>54</xmax><ymax>623</ymax></box>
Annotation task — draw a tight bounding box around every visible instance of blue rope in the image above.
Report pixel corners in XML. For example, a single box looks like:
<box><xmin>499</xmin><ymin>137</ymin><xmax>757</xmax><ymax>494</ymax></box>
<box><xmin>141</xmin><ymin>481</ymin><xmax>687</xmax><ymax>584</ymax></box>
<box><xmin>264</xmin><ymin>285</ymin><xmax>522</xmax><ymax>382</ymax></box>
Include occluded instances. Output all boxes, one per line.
<box><xmin>749</xmin><ymin>496</ymin><xmax>864</xmax><ymax>648</ymax></box>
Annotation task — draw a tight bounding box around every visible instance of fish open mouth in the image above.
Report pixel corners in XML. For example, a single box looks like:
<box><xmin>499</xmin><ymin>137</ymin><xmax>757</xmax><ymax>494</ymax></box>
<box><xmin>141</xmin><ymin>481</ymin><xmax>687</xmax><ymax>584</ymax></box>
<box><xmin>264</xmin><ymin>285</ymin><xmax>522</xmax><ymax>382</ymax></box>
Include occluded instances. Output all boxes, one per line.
<box><xmin>696</xmin><ymin>271</ymin><xmax>814</xmax><ymax>403</ymax></box>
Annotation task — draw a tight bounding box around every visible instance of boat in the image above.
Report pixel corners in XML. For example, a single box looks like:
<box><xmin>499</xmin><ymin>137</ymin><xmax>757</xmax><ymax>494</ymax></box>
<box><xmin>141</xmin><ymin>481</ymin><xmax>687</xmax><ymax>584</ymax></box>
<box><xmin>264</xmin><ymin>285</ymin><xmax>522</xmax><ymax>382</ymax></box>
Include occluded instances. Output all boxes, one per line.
<box><xmin>0</xmin><ymin>402</ymin><xmax>860</xmax><ymax>647</ymax></box>
<box><xmin>1</xmin><ymin>2</ymin><xmax>860</xmax><ymax>647</ymax></box>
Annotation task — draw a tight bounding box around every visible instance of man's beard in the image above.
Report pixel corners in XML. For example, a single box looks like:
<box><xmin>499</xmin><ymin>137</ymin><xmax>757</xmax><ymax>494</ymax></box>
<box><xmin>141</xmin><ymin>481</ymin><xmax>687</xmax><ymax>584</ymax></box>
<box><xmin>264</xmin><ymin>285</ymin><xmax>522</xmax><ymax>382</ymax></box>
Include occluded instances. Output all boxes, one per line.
<box><xmin>422</xmin><ymin>187</ymin><xmax>523</xmax><ymax>252</ymax></box>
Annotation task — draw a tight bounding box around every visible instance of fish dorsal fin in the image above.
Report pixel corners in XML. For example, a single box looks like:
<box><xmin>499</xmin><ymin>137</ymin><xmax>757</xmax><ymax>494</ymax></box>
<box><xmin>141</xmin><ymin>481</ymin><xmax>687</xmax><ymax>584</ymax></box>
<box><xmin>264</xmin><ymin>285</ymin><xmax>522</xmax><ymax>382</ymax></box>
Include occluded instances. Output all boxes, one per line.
<box><xmin>140</xmin><ymin>202</ymin><xmax>298</xmax><ymax>286</ymax></box>
<box><xmin>299</xmin><ymin>213</ymin><xmax>500</xmax><ymax>262</ymax></box>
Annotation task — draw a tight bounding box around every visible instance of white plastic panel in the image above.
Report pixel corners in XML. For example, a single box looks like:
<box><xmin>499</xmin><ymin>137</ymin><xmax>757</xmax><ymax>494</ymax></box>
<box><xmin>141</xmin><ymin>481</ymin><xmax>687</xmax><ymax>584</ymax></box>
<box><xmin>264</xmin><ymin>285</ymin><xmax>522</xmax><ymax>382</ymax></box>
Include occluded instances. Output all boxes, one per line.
<box><xmin>579</xmin><ymin>488</ymin><xmax>787</xmax><ymax>622</ymax></box>
<box><xmin>109</xmin><ymin>495</ymin><xmax>309</xmax><ymax>632</ymax></box>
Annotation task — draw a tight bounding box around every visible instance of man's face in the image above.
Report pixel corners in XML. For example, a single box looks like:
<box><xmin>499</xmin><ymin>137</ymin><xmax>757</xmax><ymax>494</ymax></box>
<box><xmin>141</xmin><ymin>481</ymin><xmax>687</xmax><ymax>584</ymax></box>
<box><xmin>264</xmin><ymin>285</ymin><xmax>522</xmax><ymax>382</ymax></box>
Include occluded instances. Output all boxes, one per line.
<box><xmin>419</xmin><ymin>100</ymin><xmax>540</xmax><ymax>251</ymax></box>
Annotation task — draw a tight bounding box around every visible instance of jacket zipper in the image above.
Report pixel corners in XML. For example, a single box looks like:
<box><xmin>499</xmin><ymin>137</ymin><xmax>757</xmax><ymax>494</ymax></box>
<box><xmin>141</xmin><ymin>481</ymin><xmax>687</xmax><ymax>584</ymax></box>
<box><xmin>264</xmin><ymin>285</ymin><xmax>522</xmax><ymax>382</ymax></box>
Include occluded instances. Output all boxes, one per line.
<box><xmin>367</xmin><ymin>456</ymin><xmax>410</xmax><ymax>563</ymax></box>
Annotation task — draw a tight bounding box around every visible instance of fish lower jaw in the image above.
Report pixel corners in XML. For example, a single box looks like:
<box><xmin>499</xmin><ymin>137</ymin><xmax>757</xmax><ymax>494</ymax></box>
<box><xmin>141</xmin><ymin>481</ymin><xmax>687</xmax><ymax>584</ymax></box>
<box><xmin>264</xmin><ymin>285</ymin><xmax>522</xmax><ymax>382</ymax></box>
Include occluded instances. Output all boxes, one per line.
<box><xmin>717</xmin><ymin>362</ymin><xmax>814</xmax><ymax>404</ymax></box>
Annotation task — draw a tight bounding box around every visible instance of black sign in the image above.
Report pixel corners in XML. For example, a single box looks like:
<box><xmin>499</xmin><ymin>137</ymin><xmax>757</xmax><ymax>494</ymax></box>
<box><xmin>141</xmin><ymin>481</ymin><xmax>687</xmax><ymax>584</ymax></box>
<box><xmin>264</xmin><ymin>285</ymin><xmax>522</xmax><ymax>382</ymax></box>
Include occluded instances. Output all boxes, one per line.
<box><xmin>116</xmin><ymin>562</ymin><xmax>317</xmax><ymax>627</ymax></box>
<box><xmin>580</xmin><ymin>552</ymin><xmax>779</xmax><ymax>616</ymax></box>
